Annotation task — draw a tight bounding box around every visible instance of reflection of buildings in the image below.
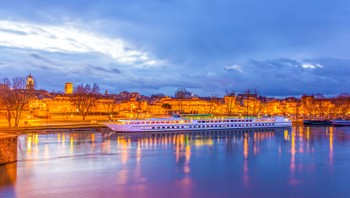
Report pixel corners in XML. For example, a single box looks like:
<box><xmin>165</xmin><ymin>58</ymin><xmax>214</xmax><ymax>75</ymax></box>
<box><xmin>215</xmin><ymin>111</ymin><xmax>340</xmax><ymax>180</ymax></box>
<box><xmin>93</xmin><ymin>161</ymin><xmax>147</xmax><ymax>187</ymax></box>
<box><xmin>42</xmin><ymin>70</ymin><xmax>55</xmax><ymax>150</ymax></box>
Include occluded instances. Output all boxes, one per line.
<box><xmin>0</xmin><ymin>163</ymin><xmax>17</xmax><ymax>188</ymax></box>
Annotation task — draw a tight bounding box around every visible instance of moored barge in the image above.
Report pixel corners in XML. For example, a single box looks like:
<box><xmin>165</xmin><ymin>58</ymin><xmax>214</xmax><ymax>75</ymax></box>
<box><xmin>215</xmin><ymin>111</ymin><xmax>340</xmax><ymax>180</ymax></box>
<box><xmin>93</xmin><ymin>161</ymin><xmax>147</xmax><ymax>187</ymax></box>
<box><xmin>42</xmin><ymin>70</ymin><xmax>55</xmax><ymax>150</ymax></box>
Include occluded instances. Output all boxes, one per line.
<box><xmin>104</xmin><ymin>115</ymin><xmax>292</xmax><ymax>132</ymax></box>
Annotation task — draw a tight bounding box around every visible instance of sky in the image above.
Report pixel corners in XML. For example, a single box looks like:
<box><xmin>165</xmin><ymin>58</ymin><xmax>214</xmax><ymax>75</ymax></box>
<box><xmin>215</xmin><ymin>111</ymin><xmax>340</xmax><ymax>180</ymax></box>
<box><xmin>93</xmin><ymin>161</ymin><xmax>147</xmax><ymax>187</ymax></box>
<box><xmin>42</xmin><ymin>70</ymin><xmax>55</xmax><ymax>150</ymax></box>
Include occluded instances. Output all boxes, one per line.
<box><xmin>0</xmin><ymin>0</ymin><xmax>350</xmax><ymax>97</ymax></box>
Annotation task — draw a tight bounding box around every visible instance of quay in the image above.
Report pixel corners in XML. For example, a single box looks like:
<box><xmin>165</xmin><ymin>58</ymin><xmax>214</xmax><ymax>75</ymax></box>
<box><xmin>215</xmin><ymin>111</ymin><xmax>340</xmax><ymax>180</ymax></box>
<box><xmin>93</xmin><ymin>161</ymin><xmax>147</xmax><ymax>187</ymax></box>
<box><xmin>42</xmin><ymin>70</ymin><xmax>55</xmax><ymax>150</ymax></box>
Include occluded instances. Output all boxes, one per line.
<box><xmin>0</xmin><ymin>123</ymin><xmax>111</xmax><ymax>165</ymax></box>
<box><xmin>0</xmin><ymin>124</ymin><xmax>112</xmax><ymax>134</ymax></box>
<box><xmin>0</xmin><ymin>133</ymin><xmax>17</xmax><ymax>165</ymax></box>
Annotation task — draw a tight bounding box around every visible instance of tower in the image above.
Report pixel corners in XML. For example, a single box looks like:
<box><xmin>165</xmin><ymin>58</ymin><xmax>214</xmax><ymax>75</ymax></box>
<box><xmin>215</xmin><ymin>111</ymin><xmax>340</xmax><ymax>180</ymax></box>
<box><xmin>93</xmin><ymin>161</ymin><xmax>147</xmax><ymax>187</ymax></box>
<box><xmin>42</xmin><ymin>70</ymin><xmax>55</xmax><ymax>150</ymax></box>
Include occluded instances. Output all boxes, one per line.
<box><xmin>65</xmin><ymin>82</ymin><xmax>73</xmax><ymax>94</ymax></box>
<box><xmin>26</xmin><ymin>73</ymin><xmax>35</xmax><ymax>90</ymax></box>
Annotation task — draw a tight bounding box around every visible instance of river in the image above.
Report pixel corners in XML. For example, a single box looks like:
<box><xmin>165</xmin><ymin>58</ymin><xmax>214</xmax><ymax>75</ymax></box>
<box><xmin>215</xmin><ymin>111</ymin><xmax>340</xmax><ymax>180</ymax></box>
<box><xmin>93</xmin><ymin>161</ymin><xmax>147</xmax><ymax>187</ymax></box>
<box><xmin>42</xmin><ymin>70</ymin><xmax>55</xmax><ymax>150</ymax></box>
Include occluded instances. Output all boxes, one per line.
<box><xmin>1</xmin><ymin>126</ymin><xmax>350</xmax><ymax>197</ymax></box>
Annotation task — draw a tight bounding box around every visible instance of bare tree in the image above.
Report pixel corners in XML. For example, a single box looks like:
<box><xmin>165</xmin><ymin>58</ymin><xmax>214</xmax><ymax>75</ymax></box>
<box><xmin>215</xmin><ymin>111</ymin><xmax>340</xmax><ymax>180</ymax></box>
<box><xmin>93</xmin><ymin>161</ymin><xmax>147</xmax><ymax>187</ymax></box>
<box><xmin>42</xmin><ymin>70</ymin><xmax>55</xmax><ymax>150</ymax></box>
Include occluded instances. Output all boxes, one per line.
<box><xmin>161</xmin><ymin>103</ymin><xmax>172</xmax><ymax>114</ymax></box>
<box><xmin>241</xmin><ymin>88</ymin><xmax>260</xmax><ymax>117</ymax></box>
<box><xmin>334</xmin><ymin>93</ymin><xmax>350</xmax><ymax>119</ymax></box>
<box><xmin>207</xmin><ymin>95</ymin><xmax>220</xmax><ymax>114</ymax></box>
<box><xmin>72</xmin><ymin>83</ymin><xmax>100</xmax><ymax>120</ymax></box>
<box><xmin>224</xmin><ymin>90</ymin><xmax>237</xmax><ymax>115</ymax></box>
<box><xmin>101</xmin><ymin>96</ymin><xmax>118</xmax><ymax>120</ymax></box>
<box><xmin>277</xmin><ymin>100</ymin><xmax>288</xmax><ymax>116</ymax></box>
<box><xmin>0</xmin><ymin>77</ymin><xmax>33</xmax><ymax>127</ymax></box>
<box><xmin>174</xmin><ymin>87</ymin><xmax>192</xmax><ymax>111</ymax></box>
<box><xmin>301</xmin><ymin>95</ymin><xmax>315</xmax><ymax>118</ymax></box>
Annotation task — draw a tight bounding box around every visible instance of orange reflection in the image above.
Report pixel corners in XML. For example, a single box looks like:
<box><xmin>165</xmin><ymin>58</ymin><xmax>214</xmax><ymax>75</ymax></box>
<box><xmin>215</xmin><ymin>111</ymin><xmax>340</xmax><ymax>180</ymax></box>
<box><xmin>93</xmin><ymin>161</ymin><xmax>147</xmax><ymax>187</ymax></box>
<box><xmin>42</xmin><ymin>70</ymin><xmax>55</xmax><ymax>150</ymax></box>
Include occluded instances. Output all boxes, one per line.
<box><xmin>62</xmin><ymin>134</ymin><xmax>65</xmax><ymax>147</ymax></box>
<box><xmin>0</xmin><ymin>163</ymin><xmax>17</xmax><ymax>187</ymax></box>
<box><xmin>290</xmin><ymin>127</ymin><xmax>298</xmax><ymax>185</ymax></box>
<box><xmin>299</xmin><ymin>127</ymin><xmax>304</xmax><ymax>153</ymax></box>
<box><xmin>70</xmin><ymin>136</ymin><xmax>74</xmax><ymax>153</ymax></box>
<box><xmin>243</xmin><ymin>133</ymin><xmax>249</xmax><ymax>186</ymax></box>
<box><xmin>329</xmin><ymin>127</ymin><xmax>333</xmax><ymax>164</ymax></box>
<box><xmin>136</xmin><ymin>142</ymin><xmax>141</xmax><ymax>163</ymax></box>
<box><xmin>243</xmin><ymin>133</ymin><xmax>248</xmax><ymax>159</ymax></box>
<box><xmin>290</xmin><ymin>128</ymin><xmax>296</xmax><ymax>172</ymax></box>
<box><xmin>243</xmin><ymin>159</ymin><xmax>249</xmax><ymax>187</ymax></box>
<box><xmin>284</xmin><ymin>130</ymin><xmax>289</xmax><ymax>141</ymax></box>
<box><xmin>27</xmin><ymin>136</ymin><xmax>32</xmax><ymax>153</ymax></box>
<box><xmin>253</xmin><ymin>133</ymin><xmax>257</xmax><ymax>155</ymax></box>
<box><xmin>184</xmin><ymin>144</ymin><xmax>191</xmax><ymax>173</ymax></box>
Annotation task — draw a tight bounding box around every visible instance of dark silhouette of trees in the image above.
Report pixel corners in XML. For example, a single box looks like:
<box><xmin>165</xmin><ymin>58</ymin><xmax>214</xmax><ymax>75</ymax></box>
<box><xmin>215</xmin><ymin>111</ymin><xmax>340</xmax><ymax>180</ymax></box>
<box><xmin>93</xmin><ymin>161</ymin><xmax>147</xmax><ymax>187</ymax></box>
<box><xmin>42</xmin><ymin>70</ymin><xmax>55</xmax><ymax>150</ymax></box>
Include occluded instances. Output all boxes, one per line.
<box><xmin>161</xmin><ymin>103</ymin><xmax>172</xmax><ymax>114</ymax></box>
<box><xmin>241</xmin><ymin>88</ymin><xmax>260</xmax><ymax>117</ymax></box>
<box><xmin>207</xmin><ymin>95</ymin><xmax>221</xmax><ymax>114</ymax></box>
<box><xmin>72</xmin><ymin>83</ymin><xmax>100</xmax><ymax>120</ymax></box>
<box><xmin>334</xmin><ymin>93</ymin><xmax>350</xmax><ymax>119</ymax></box>
<box><xmin>174</xmin><ymin>87</ymin><xmax>192</xmax><ymax>111</ymax></box>
<box><xmin>0</xmin><ymin>77</ymin><xmax>33</xmax><ymax>127</ymax></box>
<box><xmin>224</xmin><ymin>90</ymin><xmax>236</xmax><ymax>115</ymax></box>
<box><xmin>301</xmin><ymin>95</ymin><xmax>315</xmax><ymax>117</ymax></box>
<box><xmin>101</xmin><ymin>96</ymin><xmax>118</xmax><ymax>120</ymax></box>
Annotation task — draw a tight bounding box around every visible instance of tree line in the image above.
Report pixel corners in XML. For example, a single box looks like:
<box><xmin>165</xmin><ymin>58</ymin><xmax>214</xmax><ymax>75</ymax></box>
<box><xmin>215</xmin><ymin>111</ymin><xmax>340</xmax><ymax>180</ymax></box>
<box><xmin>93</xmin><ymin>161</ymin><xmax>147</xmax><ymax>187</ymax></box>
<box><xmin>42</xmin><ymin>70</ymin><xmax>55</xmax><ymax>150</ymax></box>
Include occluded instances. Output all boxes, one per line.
<box><xmin>0</xmin><ymin>76</ymin><xmax>101</xmax><ymax>127</ymax></box>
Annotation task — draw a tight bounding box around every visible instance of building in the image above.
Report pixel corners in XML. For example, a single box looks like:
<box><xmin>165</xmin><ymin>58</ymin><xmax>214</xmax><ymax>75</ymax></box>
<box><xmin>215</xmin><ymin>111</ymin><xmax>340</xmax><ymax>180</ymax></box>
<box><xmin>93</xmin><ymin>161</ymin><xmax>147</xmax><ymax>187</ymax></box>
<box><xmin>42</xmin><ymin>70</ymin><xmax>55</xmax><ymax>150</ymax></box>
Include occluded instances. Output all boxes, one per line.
<box><xmin>26</xmin><ymin>74</ymin><xmax>35</xmax><ymax>90</ymax></box>
<box><xmin>65</xmin><ymin>82</ymin><xmax>73</xmax><ymax>94</ymax></box>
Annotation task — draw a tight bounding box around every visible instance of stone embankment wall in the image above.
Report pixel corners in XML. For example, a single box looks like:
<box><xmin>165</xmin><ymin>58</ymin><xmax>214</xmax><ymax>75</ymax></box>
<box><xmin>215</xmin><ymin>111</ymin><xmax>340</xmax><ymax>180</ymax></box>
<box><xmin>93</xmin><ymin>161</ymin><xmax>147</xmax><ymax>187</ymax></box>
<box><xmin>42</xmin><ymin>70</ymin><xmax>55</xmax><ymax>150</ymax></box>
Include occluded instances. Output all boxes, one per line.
<box><xmin>0</xmin><ymin>133</ymin><xmax>17</xmax><ymax>165</ymax></box>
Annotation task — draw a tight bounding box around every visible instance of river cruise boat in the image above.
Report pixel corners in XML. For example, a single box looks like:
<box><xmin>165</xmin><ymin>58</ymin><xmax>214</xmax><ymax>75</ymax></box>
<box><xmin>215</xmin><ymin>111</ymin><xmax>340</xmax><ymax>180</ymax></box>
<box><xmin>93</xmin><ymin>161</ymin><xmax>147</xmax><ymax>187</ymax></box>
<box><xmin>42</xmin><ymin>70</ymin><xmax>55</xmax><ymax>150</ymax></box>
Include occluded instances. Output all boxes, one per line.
<box><xmin>303</xmin><ymin>120</ymin><xmax>332</xmax><ymax>126</ymax></box>
<box><xmin>332</xmin><ymin>119</ymin><xmax>350</xmax><ymax>126</ymax></box>
<box><xmin>104</xmin><ymin>115</ymin><xmax>292</xmax><ymax>132</ymax></box>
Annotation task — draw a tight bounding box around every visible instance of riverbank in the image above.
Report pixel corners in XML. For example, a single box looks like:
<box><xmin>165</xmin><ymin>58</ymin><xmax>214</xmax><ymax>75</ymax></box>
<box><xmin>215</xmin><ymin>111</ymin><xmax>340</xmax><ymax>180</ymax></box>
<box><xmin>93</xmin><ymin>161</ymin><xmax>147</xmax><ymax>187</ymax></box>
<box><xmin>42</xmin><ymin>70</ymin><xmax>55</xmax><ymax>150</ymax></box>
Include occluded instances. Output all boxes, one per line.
<box><xmin>0</xmin><ymin>114</ymin><xmax>119</xmax><ymax>134</ymax></box>
<box><xmin>0</xmin><ymin>133</ymin><xmax>17</xmax><ymax>165</ymax></box>
<box><xmin>0</xmin><ymin>123</ymin><xmax>112</xmax><ymax>134</ymax></box>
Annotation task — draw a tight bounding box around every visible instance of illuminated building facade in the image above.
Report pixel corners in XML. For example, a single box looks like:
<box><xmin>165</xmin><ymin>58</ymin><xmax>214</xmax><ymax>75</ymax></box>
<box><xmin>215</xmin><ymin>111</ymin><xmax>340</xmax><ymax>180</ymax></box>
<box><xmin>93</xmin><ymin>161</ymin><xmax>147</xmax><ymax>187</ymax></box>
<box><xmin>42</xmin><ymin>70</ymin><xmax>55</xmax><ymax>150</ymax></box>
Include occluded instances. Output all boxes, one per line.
<box><xmin>65</xmin><ymin>82</ymin><xmax>73</xmax><ymax>94</ymax></box>
<box><xmin>26</xmin><ymin>74</ymin><xmax>35</xmax><ymax>90</ymax></box>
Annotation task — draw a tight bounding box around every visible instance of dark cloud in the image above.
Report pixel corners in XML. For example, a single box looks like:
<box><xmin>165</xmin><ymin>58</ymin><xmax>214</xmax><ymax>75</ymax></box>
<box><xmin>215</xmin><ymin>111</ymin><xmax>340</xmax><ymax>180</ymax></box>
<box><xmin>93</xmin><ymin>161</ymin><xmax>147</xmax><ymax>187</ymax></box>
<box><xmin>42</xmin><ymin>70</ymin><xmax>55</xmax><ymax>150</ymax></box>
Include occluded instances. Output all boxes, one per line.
<box><xmin>0</xmin><ymin>28</ymin><xmax>28</xmax><ymax>35</ymax></box>
<box><xmin>220</xmin><ymin>58</ymin><xmax>350</xmax><ymax>96</ymax></box>
<box><xmin>30</xmin><ymin>53</ymin><xmax>54</xmax><ymax>64</ymax></box>
<box><xmin>1</xmin><ymin>1</ymin><xmax>350</xmax><ymax>96</ymax></box>
<box><xmin>89</xmin><ymin>65</ymin><xmax>122</xmax><ymax>74</ymax></box>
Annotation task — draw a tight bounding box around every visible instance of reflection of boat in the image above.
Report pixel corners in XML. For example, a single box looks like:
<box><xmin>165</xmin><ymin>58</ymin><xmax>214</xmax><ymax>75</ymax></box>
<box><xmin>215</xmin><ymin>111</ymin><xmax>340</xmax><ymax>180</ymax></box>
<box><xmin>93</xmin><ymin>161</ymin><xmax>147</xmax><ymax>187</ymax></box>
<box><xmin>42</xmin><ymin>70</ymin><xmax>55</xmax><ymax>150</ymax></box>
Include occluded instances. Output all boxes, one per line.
<box><xmin>104</xmin><ymin>115</ymin><xmax>292</xmax><ymax>132</ymax></box>
<box><xmin>303</xmin><ymin>120</ymin><xmax>332</xmax><ymax>126</ymax></box>
<box><xmin>331</xmin><ymin>119</ymin><xmax>350</xmax><ymax>126</ymax></box>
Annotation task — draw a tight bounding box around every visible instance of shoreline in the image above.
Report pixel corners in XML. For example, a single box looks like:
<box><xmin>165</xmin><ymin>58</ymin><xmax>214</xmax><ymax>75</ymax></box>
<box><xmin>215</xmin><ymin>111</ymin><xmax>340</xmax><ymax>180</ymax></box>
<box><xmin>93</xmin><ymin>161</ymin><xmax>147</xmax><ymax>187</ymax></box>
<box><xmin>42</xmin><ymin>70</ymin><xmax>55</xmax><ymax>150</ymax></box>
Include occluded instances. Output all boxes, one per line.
<box><xmin>0</xmin><ymin>123</ymin><xmax>112</xmax><ymax>134</ymax></box>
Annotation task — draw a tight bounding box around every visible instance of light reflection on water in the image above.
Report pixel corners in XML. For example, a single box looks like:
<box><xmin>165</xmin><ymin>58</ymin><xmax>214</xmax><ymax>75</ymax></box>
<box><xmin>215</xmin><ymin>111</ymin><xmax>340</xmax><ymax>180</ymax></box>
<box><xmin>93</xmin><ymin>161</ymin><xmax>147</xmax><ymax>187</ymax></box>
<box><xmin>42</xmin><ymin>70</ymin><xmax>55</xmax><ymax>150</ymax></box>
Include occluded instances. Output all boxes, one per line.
<box><xmin>1</xmin><ymin>127</ymin><xmax>350</xmax><ymax>197</ymax></box>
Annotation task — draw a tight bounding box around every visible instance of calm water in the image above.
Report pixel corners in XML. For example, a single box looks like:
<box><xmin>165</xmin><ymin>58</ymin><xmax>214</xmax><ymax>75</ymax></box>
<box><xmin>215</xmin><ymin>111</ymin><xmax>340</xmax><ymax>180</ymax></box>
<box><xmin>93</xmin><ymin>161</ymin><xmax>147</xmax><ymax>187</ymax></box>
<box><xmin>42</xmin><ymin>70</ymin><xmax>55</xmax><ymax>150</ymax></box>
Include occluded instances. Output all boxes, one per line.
<box><xmin>1</xmin><ymin>126</ymin><xmax>350</xmax><ymax>198</ymax></box>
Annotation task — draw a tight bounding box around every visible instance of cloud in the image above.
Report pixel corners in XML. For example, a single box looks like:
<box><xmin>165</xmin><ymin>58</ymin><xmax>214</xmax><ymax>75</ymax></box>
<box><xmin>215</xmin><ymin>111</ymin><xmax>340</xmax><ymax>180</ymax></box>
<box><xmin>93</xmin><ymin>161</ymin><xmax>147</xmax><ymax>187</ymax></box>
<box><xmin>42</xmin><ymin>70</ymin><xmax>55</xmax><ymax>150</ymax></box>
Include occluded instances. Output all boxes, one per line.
<box><xmin>224</xmin><ymin>65</ymin><xmax>243</xmax><ymax>72</ymax></box>
<box><xmin>301</xmin><ymin>63</ymin><xmax>323</xmax><ymax>69</ymax></box>
<box><xmin>0</xmin><ymin>20</ymin><xmax>163</xmax><ymax>68</ymax></box>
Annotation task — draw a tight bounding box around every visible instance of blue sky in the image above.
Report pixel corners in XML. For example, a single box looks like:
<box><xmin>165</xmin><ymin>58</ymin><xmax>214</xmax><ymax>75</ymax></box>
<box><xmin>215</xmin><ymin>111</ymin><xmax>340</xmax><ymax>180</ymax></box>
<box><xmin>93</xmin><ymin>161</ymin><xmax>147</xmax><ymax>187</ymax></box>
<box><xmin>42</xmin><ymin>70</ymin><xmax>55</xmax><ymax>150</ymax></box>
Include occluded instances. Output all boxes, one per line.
<box><xmin>1</xmin><ymin>0</ymin><xmax>350</xmax><ymax>97</ymax></box>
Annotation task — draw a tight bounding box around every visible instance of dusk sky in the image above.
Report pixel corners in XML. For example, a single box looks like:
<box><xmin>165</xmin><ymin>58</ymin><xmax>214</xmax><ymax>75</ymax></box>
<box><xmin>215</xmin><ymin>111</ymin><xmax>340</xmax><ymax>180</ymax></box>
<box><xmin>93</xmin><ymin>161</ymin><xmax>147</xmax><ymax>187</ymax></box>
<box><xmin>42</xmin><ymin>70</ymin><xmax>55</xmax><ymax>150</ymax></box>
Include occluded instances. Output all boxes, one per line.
<box><xmin>1</xmin><ymin>0</ymin><xmax>350</xmax><ymax>97</ymax></box>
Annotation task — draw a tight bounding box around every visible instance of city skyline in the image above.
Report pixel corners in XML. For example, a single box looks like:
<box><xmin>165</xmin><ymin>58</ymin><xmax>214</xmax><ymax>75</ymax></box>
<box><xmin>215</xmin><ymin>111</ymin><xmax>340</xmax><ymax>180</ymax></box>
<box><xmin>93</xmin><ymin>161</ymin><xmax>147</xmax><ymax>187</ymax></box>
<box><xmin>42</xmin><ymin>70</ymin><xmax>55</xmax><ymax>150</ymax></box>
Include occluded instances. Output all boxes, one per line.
<box><xmin>1</xmin><ymin>1</ymin><xmax>350</xmax><ymax>96</ymax></box>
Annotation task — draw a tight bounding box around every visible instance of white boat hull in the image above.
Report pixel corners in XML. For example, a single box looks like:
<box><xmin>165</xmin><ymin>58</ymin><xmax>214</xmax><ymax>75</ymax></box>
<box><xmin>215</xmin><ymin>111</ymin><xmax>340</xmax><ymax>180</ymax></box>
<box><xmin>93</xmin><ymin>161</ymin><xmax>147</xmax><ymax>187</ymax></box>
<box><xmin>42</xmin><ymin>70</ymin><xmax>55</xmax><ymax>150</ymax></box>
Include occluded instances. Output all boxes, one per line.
<box><xmin>104</xmin><ymin>116</ymin><xmax>292</xmax><ymax>132</ymax></box>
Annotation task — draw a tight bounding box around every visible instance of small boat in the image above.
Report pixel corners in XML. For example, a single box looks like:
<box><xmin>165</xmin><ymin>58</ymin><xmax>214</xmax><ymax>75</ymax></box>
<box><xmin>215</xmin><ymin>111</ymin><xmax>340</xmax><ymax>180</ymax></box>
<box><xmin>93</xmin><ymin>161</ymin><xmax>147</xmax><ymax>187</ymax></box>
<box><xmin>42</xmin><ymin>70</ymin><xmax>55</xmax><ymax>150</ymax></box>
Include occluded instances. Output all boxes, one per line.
<box><xmin>303</xmin><ymin>120</ymin><xmax>332</xmax><ymax>126</ymax></box>
<box><xmin>104</xmin><ymin>115</ymin><xmax>292</xmax><ymax>132</ymax></box>
<box><xmin>331</xmin><ymin>119</ymin><xmax>350</xmax><ymax>126</ymax></box>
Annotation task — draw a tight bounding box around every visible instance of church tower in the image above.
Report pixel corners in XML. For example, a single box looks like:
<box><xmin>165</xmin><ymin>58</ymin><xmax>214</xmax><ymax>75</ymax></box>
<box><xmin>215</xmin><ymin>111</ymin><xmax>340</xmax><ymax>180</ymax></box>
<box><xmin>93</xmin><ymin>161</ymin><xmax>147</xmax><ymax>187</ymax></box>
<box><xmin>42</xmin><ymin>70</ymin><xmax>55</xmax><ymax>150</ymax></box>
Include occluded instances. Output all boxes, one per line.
<box><xmin>65</xmin><ymin>82</ymin><xmax>73</xmax><ymax>94</ymax></box>
<box><xmin>26</xmin><ymin>73</ymin><xmax>35</xmax><ymax>90</ymax></box>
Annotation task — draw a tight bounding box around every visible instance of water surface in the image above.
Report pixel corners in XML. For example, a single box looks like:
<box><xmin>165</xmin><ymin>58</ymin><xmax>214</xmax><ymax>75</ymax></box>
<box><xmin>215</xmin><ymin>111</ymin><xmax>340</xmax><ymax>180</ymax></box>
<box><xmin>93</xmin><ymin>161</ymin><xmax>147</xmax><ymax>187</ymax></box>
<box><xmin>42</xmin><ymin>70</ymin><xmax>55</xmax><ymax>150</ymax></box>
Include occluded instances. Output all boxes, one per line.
<box><xmin>1</xmin><ymin>127</ymin><xmax>350</xmax><ymax>197</ymax></box>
